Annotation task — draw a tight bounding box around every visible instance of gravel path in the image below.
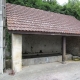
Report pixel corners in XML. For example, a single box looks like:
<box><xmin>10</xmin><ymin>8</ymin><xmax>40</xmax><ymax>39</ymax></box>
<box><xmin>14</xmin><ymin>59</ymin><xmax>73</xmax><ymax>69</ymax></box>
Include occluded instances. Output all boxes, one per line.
<box><xmin>0</xmin><ymin>61</ymin><xmax>80</xmax><ymax>80</ymax></box>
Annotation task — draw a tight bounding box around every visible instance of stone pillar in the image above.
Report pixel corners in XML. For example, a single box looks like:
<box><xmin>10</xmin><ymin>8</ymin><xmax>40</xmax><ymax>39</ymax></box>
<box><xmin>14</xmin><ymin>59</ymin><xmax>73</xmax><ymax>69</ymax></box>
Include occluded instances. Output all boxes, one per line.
<box><xmin>62</xmin><ymin>36</ymin><xmax>66</xmax><ymax>64</ymax></box>
<box><xmin>0</xmin><ymin>0</ymin><xmax>3</xmax><ymax>74</ymax></box>
<box><xmin>0</xmin><ymin>28</ymin><xmax>3</xmax><ymax>74</ymax></box>
<box><xmin>12</xmin><ymin>34</ymin><xmax>22</xmax><ymax>72</ymax></box>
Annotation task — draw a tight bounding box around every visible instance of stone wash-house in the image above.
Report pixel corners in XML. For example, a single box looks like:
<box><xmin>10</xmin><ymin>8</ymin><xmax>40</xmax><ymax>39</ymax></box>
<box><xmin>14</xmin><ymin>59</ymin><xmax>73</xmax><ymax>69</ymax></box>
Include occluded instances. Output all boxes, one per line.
<box><xmin>6</xmin><ymin>3</ymin><xmax>80</xmax><ymax>72</ymax></box>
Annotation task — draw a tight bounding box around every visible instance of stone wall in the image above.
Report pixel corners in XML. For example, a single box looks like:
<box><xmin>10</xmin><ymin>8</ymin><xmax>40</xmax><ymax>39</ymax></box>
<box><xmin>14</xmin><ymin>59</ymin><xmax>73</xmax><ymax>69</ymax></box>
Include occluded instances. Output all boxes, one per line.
<box><xmin>22</xmin><ymin>35</ymin><xmax>80</xmax><ymax>56</ymax></box>
<box><xmin>22</xmin><ymin>54</ymin><xmax>72</xmax><ymax>66</ymax></box>
<box><xmin>67</xmin><ymin>36</ymin><xmax>80</xmax><ymax>56</ymax></box>
<box><xmin>22</xmin><ymin>35</ymin><xmax>62</xmax><ymax>54</ymax></box>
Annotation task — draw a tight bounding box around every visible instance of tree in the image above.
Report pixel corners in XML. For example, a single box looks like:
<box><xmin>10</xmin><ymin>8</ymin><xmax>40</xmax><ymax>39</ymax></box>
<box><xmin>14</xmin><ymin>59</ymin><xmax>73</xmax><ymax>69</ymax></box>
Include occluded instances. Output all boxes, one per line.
<box><xmin>61</xmin><ymin>0</ymin><xmax>80</xmax><ymax>20</ymax></box>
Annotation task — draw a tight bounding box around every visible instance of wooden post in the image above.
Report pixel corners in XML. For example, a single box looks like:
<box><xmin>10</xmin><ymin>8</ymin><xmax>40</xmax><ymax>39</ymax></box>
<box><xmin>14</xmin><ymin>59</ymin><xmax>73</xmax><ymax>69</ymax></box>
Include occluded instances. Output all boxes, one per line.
<box><xmin>62</xmin><ymin>36</ymin><xmax>66</xmax><ymax>64</ymax></box>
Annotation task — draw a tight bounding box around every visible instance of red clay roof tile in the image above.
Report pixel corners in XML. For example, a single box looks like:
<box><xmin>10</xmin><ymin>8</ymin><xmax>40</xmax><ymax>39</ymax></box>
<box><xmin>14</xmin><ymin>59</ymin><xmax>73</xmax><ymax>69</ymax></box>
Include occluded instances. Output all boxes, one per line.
<box><xmin>6</xmin><ymin>3</ymin><xmax>80</xmax><ymax>35</ymax></box>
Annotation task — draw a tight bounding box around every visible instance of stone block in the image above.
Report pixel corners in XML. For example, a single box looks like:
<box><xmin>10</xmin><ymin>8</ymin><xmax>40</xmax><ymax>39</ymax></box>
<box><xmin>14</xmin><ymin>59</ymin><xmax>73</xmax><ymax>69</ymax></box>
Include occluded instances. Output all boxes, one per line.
<box><xmin>0</xmin><ymin>21</ymin><xmax>3</xmax><ymax>27</ymax></box>
<box><xmin>0</xmin><ymin>48</ymin><xmax>3</xmax><ymax>73</ymax></box>
<box><xmin>57</xmin><ymin>56</ymin><xmax>62</xmax><ymax>61</ymax></box>
<box><xmin>66</xmin><ymin>54</ymin><xmax>72</xmax><ymax>60</ymax></box>
<box><xmin>0</xmin><ymin>27</ymin><xmax>3</xmax><ymax>48</ymax></box>
<box><xmin>12</xmin><ymin>34</ymin><xmax>22</xmax><ymax>72</ymax></box>
<box><xmin>22</xmin><ymin>56</ymin><xmax>61</xmax><ymax>66</ymax></box>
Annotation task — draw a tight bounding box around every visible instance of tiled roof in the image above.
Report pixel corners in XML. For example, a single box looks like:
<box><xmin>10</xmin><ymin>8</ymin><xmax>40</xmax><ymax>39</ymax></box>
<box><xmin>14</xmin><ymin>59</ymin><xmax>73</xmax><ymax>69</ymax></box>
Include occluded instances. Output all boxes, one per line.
<box><xmin>6</xmin><ymin>3</ymin><xmax>80</xmax><ymax>35</ymax></box>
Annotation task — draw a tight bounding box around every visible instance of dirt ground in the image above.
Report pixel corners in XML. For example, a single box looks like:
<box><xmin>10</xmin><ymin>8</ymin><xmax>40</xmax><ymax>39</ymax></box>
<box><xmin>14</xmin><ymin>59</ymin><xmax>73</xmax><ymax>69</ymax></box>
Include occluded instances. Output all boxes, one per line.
<box><xmin>0</xmin><ymin>61</ymin><xmax>80</xmax><ymax>80</ymax></box>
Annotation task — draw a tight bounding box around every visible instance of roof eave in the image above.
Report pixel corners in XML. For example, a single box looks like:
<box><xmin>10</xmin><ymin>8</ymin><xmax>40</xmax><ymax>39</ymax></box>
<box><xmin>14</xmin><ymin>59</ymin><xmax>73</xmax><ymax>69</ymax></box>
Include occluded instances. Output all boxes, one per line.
<box><xmin>9</xmin><ymin>30</ymin><xmax>80</xmax><ymax>36</ymax></box>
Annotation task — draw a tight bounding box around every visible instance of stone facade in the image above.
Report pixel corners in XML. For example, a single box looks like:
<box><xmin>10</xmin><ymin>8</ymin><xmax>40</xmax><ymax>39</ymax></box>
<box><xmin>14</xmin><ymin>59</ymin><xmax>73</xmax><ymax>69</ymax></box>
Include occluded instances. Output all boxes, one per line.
<box><xmin>22</xmin><ymin>35</ymin><xmax>62</xmax><ymax>54</ymax></box>
<box><xmin>67</xmin><ymin>36</ymin><xmax>80</xmax><ymax>56</ymax></box>
<box><xmin>22</xmin><ymin>35</ymin><xmax>80</xmax><ymax>56</ymax></box>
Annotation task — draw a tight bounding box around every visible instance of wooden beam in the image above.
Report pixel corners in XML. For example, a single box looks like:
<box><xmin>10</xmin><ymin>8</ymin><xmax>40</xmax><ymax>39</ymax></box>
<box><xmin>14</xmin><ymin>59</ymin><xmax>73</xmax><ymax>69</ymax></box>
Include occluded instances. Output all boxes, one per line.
<box><xmin>9</xmin><ymin>30</ymin><xmax>80</xmax><ymax>36</ymax></box>
<box><xmin>62</xmin><ymin>36</ymin><xmax>66</xmax><ymax>64</ymax></box>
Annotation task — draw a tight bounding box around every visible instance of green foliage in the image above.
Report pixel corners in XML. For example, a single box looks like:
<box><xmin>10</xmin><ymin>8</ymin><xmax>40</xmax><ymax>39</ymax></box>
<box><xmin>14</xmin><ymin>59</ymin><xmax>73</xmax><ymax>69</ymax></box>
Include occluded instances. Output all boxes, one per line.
<box><xmin>60</xmin><ymin>0</ymin><xmax>80</xmax><ymax>20</ymax></box>
<box><xmin>5</xmin><ymin>28</ymin><xmax>11</xmax><ymax>52</ymax></box>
